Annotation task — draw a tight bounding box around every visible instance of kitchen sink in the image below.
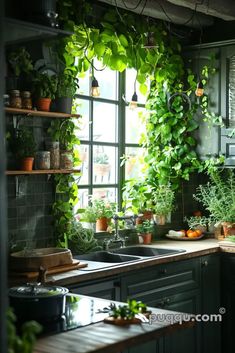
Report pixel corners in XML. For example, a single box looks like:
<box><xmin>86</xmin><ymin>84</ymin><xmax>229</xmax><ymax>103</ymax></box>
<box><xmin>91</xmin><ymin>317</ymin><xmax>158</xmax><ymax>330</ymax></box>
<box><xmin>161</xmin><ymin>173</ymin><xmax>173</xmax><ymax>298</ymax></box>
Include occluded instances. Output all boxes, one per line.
<box><xmin>74</xmin><ymin>247</ymin><xmax>186</xmax><ymax>271</ymax></box>
<box><xmin>112</xmin><ymin>246</ymin><xmax>186</xmax><ymax>257</ymax></box>
<box><xmin>75</xmin><ymin>251</ymin><xmax>140</xmax><ymax>264</ymax></box>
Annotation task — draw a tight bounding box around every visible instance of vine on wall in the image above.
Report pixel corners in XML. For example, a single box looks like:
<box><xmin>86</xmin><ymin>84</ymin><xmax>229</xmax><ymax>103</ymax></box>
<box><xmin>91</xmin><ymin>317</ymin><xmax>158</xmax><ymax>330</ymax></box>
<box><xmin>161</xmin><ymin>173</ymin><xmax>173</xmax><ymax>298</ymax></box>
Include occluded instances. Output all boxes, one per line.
<box><xmin>53</xmin><ymin>0</ymin><xmax>222</xmax><ymax>244</ymax></box>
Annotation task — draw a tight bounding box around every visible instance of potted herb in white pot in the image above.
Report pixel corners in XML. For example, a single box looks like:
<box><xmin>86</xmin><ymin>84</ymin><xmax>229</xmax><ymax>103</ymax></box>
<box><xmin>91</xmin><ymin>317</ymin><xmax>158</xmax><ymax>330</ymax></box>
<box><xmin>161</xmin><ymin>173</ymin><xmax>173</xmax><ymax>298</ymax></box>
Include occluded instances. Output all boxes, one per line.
<box><xmin>152</xmin><ymin>184</ymin><xmax>175</xmax><ymax>225</ymax></box>
<box><xmin>77</xmin><ymin>205</ymin><xmax>98</xmax><ymax>232</ymax></box>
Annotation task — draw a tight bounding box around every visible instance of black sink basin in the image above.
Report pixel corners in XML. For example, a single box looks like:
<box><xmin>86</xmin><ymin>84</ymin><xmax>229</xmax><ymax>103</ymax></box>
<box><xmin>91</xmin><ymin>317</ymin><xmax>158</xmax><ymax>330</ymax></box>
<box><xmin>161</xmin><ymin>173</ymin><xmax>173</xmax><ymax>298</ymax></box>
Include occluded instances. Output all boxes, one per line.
<box><xmin>112</xmin><ymin>246</ymin><xmax>186</xmax><ymax>257</ymax></box>
<box><xmin>75</xmin><ymin>251</ymin><xmax>140</xmax><ymax>263</ymax></box>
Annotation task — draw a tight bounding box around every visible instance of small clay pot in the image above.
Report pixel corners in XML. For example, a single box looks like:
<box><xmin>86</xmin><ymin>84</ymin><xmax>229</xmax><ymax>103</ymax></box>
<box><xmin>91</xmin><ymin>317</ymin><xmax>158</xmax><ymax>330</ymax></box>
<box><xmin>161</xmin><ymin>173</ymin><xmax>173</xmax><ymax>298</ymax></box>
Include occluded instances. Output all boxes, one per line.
<box><xmin>36</xmin><ymin>98</ymin><xmax>51</xmax><ymax>112</ymax></box>
<box><xmin>139</xmin><ymin>232</ymin><xmax>152</xmax><ymax>244</ymax></box>
<box><xmin>96</xmin><ymin>217</ymin><xmax>110</xmax><ymax>231</ymax></box>
<box><xmin>222</xmin><ymin>222</ymin><xmax>235</xmax><ymax>236</ymax></box>
<box><xmin>20</xmin><ymin>157</ymin><xmax>34</xmax><ymax>171</ymax></box>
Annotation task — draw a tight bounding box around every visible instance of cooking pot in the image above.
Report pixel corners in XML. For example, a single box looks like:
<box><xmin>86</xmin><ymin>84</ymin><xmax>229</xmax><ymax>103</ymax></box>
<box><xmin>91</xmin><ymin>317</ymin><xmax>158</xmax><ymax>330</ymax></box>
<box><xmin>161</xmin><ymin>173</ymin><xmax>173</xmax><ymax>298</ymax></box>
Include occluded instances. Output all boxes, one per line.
<box><xmin>9</xmin><ymin>283</ymin><xmax>69</xmax><ymax>323</ymax></box>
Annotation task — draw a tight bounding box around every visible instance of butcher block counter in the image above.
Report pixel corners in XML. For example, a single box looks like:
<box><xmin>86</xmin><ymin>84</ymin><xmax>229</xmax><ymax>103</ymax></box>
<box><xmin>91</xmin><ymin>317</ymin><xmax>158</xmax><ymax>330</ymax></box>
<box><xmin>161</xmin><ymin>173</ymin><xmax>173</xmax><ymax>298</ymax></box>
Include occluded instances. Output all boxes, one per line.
<box><xmin>34</xmin><ymin>295</ymin><xmax>194</xmax><ymax>353</ymax></box>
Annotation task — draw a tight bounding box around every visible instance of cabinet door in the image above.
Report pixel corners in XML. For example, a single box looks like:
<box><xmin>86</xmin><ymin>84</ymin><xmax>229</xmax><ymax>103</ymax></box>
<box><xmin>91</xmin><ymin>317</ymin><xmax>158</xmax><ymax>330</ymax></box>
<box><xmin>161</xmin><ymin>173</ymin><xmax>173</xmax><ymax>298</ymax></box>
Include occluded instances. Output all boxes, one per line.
<box><xmin>69</xmin><ymin>278</ymin><xmax>120</xmax><ymax>301</ymax></box>
<box><xmin>200</xmin><ymin>254</ymin><xmax>221</xmax><ymax>353</ymax></box>
<box><xmin>221</xmin><ymin>253</ymin><xmax>235</xmax><ymax>353</ymax></box>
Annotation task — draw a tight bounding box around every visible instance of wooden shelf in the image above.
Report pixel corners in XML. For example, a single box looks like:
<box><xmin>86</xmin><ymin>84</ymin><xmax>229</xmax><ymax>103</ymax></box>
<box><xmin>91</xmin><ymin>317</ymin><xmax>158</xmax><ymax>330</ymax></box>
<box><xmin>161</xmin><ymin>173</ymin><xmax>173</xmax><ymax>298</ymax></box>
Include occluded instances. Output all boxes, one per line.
<box><xmin>5</xmin><ymin>107</ymin><xmax>80</xmax><ymax>119</ymax></box>
<box><xmin>6</xmin><ymin>169</ymin><xmax>81</xmax><ymax>175</ymax></box>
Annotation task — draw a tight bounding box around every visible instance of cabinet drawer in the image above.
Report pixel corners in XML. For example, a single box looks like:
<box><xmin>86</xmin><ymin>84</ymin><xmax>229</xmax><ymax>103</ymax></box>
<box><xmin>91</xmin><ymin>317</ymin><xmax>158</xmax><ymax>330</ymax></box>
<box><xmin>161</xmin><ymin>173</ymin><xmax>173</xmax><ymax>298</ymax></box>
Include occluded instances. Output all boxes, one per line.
<box><xmin>121</xmin><ymin>258</ymin><xmax>200</xmax><ymax>301</ymax></box>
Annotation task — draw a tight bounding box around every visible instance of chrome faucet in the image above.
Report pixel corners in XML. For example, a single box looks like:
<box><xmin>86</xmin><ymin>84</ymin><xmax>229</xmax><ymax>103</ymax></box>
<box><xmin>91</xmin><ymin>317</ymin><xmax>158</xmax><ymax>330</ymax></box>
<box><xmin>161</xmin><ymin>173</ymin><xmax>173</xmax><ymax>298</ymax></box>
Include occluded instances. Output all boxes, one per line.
<box><xmin>103</xmin><ymin>214</ymin><xmax>137</xmax><ymax>251</ymax></box>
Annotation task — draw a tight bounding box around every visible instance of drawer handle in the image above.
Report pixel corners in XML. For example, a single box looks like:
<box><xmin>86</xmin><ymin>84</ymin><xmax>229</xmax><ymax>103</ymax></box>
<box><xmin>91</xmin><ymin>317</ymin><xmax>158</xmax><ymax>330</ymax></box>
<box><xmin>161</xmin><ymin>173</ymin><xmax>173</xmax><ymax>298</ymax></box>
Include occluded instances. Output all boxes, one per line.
<box><xmin>159</xmin><ymin>269</ymin><xmax>167</xmax><ymax>274</ymax></box>
<box><xmin>202</xmin><ymin>260</ymin><xmax>208</xmax><ymax>267</ymax></box>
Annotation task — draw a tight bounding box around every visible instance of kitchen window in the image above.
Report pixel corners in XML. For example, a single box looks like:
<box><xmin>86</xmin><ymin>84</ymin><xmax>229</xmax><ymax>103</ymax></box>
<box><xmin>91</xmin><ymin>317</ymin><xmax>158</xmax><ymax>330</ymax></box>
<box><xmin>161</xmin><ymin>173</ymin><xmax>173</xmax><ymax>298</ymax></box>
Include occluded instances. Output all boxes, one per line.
<box><xmin>74</xmin><ymin>64</ymin><xmax>146</xmax><ymax>209</ymax></box>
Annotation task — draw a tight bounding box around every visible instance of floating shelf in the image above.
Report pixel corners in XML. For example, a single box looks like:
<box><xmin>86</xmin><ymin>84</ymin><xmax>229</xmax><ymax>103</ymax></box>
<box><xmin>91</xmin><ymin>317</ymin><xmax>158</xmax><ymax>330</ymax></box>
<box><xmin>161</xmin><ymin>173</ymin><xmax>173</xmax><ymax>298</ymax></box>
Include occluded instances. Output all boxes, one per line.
<box><xmin>5</xmin><ymin>107</ymin><xmax>80</xmax><ymax>119</ymax></box>
<box><xmin>4</xmin><ymin>17</ymin><xmax>73</xmax><ymax>45</ymax></box>
<box><xmin>6</xmin><ymin>169</ymin><xmax>81</xmax><ymax>176</ymax></box>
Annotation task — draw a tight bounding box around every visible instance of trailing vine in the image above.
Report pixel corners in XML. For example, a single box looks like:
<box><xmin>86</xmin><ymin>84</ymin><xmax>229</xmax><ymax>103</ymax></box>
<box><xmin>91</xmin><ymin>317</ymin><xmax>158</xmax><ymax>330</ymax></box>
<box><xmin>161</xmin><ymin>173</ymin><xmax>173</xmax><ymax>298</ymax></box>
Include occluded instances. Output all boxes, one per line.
<box><xmin>51</xmin><ymin>0</ymin><xmax>223</xmax><ymax>245</ymax></box>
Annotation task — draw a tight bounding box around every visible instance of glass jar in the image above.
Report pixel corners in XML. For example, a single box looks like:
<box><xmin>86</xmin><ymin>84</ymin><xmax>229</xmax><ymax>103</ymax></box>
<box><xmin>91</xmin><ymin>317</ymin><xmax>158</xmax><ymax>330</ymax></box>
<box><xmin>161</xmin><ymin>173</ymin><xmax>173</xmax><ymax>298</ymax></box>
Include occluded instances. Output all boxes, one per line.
<box><xmin>60</xmin><ymin>151</ymin><xmax>73</xmax><ymax>169</ymax></box>
<box><xmin>21</xmin><ymin>91</ymin><xmax>32</xmax><ymax>110</ymax></box>
<box><xmin>45</xmin><ymin>140</ymin><xmax>60</xmax><ymax>169</ymax></box>
<box><xmin>35</xmin><ymin>151</ymin><xmax>51</xmax><ymax>170</ymax></box>
<box><xmin>9</xmin><ymin>90</ymin><xmax>22</xmax><ymax>109</ymax></box>
<box><xmin>3</xmin><ymin>94</ymin><xmax>9</xmax><ymax>107</ymax></box>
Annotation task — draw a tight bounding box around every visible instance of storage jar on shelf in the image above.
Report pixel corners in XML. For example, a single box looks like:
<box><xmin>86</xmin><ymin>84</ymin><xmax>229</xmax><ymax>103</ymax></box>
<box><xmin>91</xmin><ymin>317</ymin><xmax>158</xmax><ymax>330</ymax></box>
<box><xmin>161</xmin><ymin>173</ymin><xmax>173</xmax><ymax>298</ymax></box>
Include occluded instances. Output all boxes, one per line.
<box><xmin>60</xmin><ymin>151</ymin><xmax>73</xmax><ymax>169</ymax></box>
<box><xmin>35</xmin><ymin>151</ymin><xmax>51</xmax><ymax>170</ymax></box>
<box><xmin>45</xmin><ymin>140</ymin><xmax>60</xmax><ymax>169</ymax></box>
<box><xmin>9</xmin><ymin>90</ymin><xmax>22</xmax><ymax>108</ymax></box>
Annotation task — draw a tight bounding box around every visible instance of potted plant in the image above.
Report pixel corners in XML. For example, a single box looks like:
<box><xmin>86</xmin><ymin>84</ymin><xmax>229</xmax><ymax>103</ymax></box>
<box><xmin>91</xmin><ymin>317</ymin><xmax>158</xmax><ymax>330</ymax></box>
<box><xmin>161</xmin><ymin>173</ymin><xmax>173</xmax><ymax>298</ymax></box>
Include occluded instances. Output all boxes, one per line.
<box><xmin>66</xmin><ymin>219</ymin><xmax>101</xmax><ymax>255</ymax></box>
<box><xmin>152</xmin><ymin>185</ymin><xmax>175</xmax><ymax>225</ymax></box>
<box><xmin>136</xmin><ymin>220</ymin><xmax>154</xmax><ymax>244</ymax></box>
<box><xmin>92</xmin><ymin>198</ymin><xmax>117</xmax><ymax>231</ymax></box>
<box><xmin>93</xmin><ymin>153</ymin><xmax>111</xmax><ymax>182</ymax></box>
<box><xmin>32</xmin><ymin>73</ymin><xmax>58</xmax><ymax>111</ymax></box>
<box><xmin>193</xmin><ymin>170</ymin><xmax>235</xmax><ymax>236</ymax></box>
<box><xmin>77</xmin><ymin>205</ymin><xmax>98</xmax><ymax>232</ymax></box>
<box><xmin>8</xmin><ymin>126</ymin><xmax>36</xmax><ymax>171</ymax></box>
<box><xmin>54</xmin><ymin>71</ymin><xmax>79</xmax><ymax>114</ymax></box>
<box><xmin>122</xmin><ymin>179</ymin><xmax>153</xmax><ymax>222</ymax></box>
<box><xmin>185</xmin><ymin>215</ymin><xmax>208</xmax><ymax>233</ymax></box>
<box><xmin>7</xmin><ymin>47</ymin><xmax>33</xmax><ymax>91</ymax></box>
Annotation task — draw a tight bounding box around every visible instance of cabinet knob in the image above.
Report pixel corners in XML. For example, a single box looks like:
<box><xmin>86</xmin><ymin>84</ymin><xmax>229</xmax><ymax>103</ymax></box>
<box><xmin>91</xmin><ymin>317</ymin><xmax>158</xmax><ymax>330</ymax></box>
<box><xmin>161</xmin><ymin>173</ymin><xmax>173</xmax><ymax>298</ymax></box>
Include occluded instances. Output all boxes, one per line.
<box><xmin>165</xmin><ymin>298</ymin><xmax>170</xmax><ymax>304</ymax></box>
<box><xmin>159</xmin><ymin>268</ymin><xmax>167</xmax><ymax>274</ymax></box>
<box><xmin>202</xmin><ymin>260</ymin><xmax>208</xmax><ymax>267</ymax></box>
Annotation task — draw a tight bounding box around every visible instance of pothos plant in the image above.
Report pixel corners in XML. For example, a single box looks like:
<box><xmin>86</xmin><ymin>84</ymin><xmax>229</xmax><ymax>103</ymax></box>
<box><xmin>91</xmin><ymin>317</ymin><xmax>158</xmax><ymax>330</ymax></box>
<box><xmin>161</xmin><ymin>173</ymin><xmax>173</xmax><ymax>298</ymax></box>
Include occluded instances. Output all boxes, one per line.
<box><xmin>51</xmin><ymin>1</ymin><xmax>224</xmax><ymax>248</ymax></box>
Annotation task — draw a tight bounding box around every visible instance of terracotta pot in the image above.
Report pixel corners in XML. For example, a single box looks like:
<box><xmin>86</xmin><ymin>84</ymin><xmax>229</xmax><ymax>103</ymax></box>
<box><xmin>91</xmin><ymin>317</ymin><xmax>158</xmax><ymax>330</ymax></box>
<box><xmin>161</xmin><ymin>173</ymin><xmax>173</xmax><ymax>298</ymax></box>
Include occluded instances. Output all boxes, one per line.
<box><xmin>136</xmin><ymin>211</ymin><xmax>153</xmax><ymax>225</ymax></box>
<box><xmin>96</xmin><ymin>217</ymin><xmax>110</xmax><ymax>231</ymax></box>
<box><xmin>36</xmin><ymin>98</ymin><xmax>51</xmax><ymax>112</ymax></box>
<box><xmin>94</xmin><ymin>164</ymin><xmax>111</xmax><ymax>176</ymax></box>
<box><xmin>20</xmin><ymin>157</ymin><xmax>34</xmax><ymax>171</ymax></box>
<box><xmin>139</xmin><ymin>232</ymin><xmax>152</xmax><ymax>244</ymax></box>
<box><xmin>222</xmin><ymin>222</ymin><xmax>235</xmax><ymax>236</ymax></box>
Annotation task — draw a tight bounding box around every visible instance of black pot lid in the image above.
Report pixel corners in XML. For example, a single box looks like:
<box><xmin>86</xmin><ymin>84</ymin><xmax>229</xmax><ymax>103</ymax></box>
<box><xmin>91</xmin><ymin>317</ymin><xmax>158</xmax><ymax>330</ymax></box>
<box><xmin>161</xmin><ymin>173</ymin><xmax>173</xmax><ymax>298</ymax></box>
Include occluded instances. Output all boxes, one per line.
<box><xmin>9</xmin><ymin>283</ymin><xmax>68</xmax><ymax>298</ymax></box>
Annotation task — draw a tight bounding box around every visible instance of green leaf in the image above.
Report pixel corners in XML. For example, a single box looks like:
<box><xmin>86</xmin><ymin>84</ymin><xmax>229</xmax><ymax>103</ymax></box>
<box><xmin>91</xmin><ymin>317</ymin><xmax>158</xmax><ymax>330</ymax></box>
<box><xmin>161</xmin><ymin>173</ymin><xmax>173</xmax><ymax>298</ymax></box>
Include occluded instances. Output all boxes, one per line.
<box><xmin>119</xmin><ymin>34</ymin><xmax>129</xmax><ymax>47</ymax></box>
<box><xmin>94</xmin><ymin>43</ymin><xmax>106</xmax><ymax>57</ymax></box>
<box><xmin>139</xmin><ymin>83</ymin><xmax>148</xmax><ymax>95</ymax></box>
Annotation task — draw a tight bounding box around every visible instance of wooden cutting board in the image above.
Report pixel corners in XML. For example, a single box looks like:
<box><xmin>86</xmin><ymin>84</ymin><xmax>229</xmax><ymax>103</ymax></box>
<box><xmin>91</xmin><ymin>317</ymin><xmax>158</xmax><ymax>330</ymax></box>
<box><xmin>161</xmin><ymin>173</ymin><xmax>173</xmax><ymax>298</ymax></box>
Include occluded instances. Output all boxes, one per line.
<box><xmin>9</xmin><ymin>259</ymin><xmax>88</xmax><ymax>280</ymax></box>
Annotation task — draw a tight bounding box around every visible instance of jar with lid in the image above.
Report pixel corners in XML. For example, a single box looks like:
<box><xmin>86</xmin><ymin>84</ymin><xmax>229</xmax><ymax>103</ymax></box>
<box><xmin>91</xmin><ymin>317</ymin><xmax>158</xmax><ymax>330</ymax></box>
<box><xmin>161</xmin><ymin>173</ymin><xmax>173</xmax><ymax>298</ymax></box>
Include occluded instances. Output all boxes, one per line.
<box><xmin>35</xmin><ymin>151</ymin><xmax>51</xmax><ymax>170</ymax></box>
<box><xmin>45</xmin><ymin>140</ymin><xmax>60</xmax><ymax>169</ymax></box>
<box><xmin>9</xmin><ymin>90</ymin><xmax>22</xmax><ymax>109</ymax></box>
<box><xmin>21</xmin><ymin>91</ymin><xmax>32</xmax><ymax>110</ymax></box>
<box><xmin>60</xmin><ymin>151</ymin><xmax>73</xmax><ymax>169</ymax></box>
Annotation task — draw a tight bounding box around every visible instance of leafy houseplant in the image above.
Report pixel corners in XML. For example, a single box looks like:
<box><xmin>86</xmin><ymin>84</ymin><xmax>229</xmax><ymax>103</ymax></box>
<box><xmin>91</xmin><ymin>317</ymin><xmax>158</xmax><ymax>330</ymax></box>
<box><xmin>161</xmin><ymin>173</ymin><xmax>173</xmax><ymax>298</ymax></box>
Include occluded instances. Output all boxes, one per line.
<box><xmin>77</xmin><ymin>205</ymin><xmax>98</xmax><ymax>231</ymax></box>
<box><xmin>185</xmin><ymin>216</ymin><xmax>208</xmax><ymax>233</ymax></box>
<box><xmin>7</xmin><ymin>47</ymin><xmax>33</xmax><ymax>90</ymax></box>
<box><xmin>122</xmin><ymin>179</ymin><xmax>153</xmax><ymax>219</ymax></box>
<box><xmin>8</xmin><ymin>126</ymin><xmax>36</xmax><ymax>171</ymax></box>
<box><xmin>136</xmin><ymin>220</ymin><xmax>153</xmax><ymax>244</ymax></box>
<box><xmin>94</xmin><ymin>153</ymin><xmax>111</xmax><ymax>181</ymax></box>
<box><xmin>66</xmin><ymin>219</ymin><xmax>101</xmax><ymax>255</ymax></box>
<box><xmin>33</xmin><ymin>73</ymin><xmax>58</xmax><ymax>111</ymax></box>
<box><xmin>108</xmin><ymin>299</ymin><xmax>148</xmax><ymax>321</ymax></box>
<box><xmin>194</xmin><ymin>170</ymin><xmax>235</xmax><ymax>236</ymax></box>
<box><xmin>54</xmin><ymin>71</ymin><xmax>79</xmax><ymax>114</ymax></box>
<box><xmin>92</xmin><ymin>198</ymin><xmax>117</xmax><ymax>231</ymax></box>
<box><xmin>152</xmin><ymin>185</ymin><xmax>175</xmax><ymax>225</ymax></box>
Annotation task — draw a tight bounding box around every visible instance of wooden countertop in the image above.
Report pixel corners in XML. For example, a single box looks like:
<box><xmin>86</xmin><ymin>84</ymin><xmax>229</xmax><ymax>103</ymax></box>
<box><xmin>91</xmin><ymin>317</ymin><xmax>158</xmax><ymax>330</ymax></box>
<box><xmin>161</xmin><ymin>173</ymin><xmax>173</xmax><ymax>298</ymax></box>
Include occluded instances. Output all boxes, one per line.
<box><xmin>44</xmin><ymin>238</ymin><xmax>222</xmax><ymax>286</ymax></box>
<box><xmin>34</xmin><ymin>301</ymin><xmax>194</xmax><ymax>353</ymax></box>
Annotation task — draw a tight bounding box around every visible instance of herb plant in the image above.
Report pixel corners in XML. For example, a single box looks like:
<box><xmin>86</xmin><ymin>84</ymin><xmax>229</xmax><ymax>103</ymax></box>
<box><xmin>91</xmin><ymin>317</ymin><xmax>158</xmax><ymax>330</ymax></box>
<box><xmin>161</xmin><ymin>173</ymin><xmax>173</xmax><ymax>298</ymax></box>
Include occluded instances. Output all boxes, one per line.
<box><xmin>152</xmin><ymin>185</ymin><xmax>175</xmax><ymax>217</ymax></box>
<box><xmin>57</xmin><ymin>71</ymin><xmax>79</xmax><ymax>98</ymax></box>
<box><xmin>109</xmin><ymin>299</ymin><xmax>148</xmax><ymax>320</ymax></box>
<box><xmin>136</xmin><ymin>220</ymin><xmax>153</xmax><ymax>234</ymax></box>
<box><xmin>92</xmin><ymin>198</ymin><xmax>117</xmax><ymax>219</ymax></box>
<box><xmin>8</xmin><ymin>126</ymin><xmax>36</xmax><ymax>159</ymax></box>
<box><xmin>33</xmin><ymin>73</ymin><xmax>58</xmax><ymax>99</ymax></box>
<box><xmin>7</xmin><ymin>47</ymin><xmax>33</xmax><ymax>77</ymax></box>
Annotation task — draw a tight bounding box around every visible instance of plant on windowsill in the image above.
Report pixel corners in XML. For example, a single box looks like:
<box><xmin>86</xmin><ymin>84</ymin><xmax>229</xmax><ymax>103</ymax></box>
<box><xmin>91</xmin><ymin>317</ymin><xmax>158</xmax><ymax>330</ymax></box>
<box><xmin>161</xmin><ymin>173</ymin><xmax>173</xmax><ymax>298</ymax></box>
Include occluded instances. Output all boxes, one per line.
<box><xmin>93</xmin><ymin>153</ymin><xmax>111</xmax><ymax>179</ymax></box>
<box><xmin>193</xmin><ymin>169</ymin><xmax>235</xmax><ymax>237</ymax></box>
<box><xmin>122</xmin><ymin>179</ymin><xmax>153</xmax><ymax>223</ymax></box>
<box><xmin>136</xmin><ymin>220</ymin><xmax>154</xmax><ymax>244</ymax></box>
<box><xmin>152</xmin><ymin>185</ymin><xmax>175</xmax><ymax>226</ymax></box>
<box><xmin>66</xmin><ymin>218</ymin><xmax>101</xmax><ymax>255</ymax></box>
<box><xmin>8</xmin><ymin>126</ymin><xmax>36</xmax><ymax>171</ymax></box>
<box><xmin>32</xmin><ymin>72</ymin><xmax>58</xmax><ymax>112</ymax></box>
<box><xmin>77</xmin><ymin>205</ymin><xmax>98</xmax><ymax>232</ymax></box>
<box><xmin>92</xmin><ymin>198</ymin><xmax>117</xmax><ymax>232</ymax></box>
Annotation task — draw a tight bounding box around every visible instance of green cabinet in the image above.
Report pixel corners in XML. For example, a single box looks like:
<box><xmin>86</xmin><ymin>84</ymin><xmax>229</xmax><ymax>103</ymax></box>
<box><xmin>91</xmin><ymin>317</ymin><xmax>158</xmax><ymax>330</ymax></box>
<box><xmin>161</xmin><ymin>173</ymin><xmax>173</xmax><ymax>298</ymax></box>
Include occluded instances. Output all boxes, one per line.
<box><xmin>68</xmin><ymin>254</ymin><xmax>221</xmax><ymax>353</ymax></box>
<box><xmin>69</xmin><ymin>276</ymin><xmax>121</xmax><ymax>301</ymax></box>
<box><xmin>221</xmin><ymin>253</ymin><xmax>235</xmax><ymax>353</ymax></box>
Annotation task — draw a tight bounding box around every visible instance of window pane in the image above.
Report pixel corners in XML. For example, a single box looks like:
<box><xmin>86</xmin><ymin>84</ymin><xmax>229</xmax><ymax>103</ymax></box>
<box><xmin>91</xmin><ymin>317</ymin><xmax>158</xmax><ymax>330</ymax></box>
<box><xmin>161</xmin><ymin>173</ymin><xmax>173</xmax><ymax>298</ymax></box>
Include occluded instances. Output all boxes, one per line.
<box><xmin>93</xmin><ymin>188</ymin><xmax>117</xmax><ymax>203</ymax></box>
<box><xmin>74</xmin><ymin>99</ymin><xmax>90</xmax><ymax>140</ymax></box>
<box><xmin>125</xmin><ymin>107</ymin><xmax>146</xmax><ymax>144</ymax></box>
<box><xmin>78</xmin><ymin>144</ymin><xmax>89</xmax><ymax>185</ymax></box>
<box><xmin>77</xmin><ymin>188</ymin><xmax>89</xmax><ymax>209</ymax></box>
<box><xmin>93</xmin><ymin>102</ymin><xmax>117</xmax><ymax>143</ymax></box>
<box><xmin>125</xmin><ymin>69</ymin><xmax>147</xmax><ymax>104</ymax></box>
<box><xmin>124</xmin><ymin>147</ymin><xmax>146</xmax><ymax>180</ymax></box>
<box><xmin>93</xmin><ymin>146</ymin><xmax>117</xmax><ymax>184</ymax></box>
<box><xmin>94</xmin><ymin>59</ymin><xmax>118</xmax><ymax>100</ymax></box>
<box><xmin>77</xmin><ymin>70</ymin><xmax>90</xmax><ymax>96</ymax></box>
